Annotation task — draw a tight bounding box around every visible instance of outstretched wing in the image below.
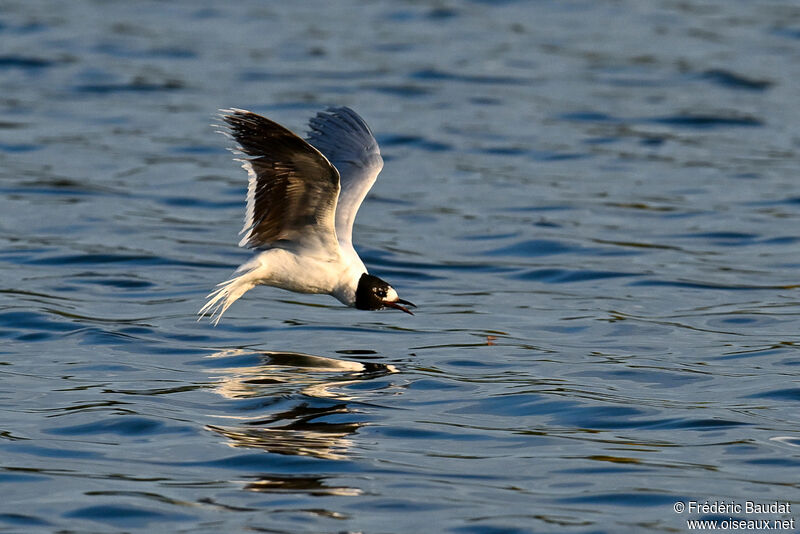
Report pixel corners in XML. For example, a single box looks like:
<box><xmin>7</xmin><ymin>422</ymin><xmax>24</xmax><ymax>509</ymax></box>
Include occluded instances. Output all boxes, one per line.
<box><xmin>306</xmin><ymin>107</ymin><xmax>383</xmax><ymax>248</ymax></box>
<box><xmin>221</xmin><ymin>109</ymin><xmax>341</xmax><ymax>252</ymax></box>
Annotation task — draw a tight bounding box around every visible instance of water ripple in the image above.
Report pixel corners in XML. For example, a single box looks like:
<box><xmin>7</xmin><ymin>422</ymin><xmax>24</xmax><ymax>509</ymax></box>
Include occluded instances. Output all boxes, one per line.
<box><xmin>699</xmin><ymin>69</ymin><xmax>773</xmax><ymax>91</ymax></box>
<box><xmin>47</xmin><ymin>417</ymin><xmax>195</xmax><ymax>437</ymax></box>
<box><xmin>63</xmin><ymin>505</ymin><xmax>193</xmax><ymax>528</ymax></box>
<box><xmin>512</xmin><ymin>268</ymin><xmax>640</xmax><ymax>283</ymax></box>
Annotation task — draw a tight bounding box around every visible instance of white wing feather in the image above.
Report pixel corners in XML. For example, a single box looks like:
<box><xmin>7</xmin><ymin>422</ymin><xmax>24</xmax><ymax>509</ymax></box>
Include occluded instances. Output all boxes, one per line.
<box><xmin>306</xmin><ymin>107</ymin><xmax>383</xmax><ymax>248</ymax></box>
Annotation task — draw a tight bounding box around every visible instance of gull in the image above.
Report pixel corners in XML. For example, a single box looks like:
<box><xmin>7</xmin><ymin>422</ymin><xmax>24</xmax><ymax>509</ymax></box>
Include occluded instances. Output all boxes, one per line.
<box><xmin>199</xmin><ymin>107</ymin><xmax>415</xmax><ymax>325</ymax></box>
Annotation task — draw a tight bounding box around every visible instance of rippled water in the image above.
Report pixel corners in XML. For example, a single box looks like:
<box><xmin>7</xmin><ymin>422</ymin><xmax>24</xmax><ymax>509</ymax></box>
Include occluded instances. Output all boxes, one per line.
<box><xmin>2</xmin><ymin>1</ymin><xmax>800</xmax><ymax>532</ymax></box>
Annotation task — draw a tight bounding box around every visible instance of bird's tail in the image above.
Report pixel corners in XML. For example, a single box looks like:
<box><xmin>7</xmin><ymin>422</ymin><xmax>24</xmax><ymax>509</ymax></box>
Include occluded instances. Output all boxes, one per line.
<box><xmin>198</xmin><ymin>264</ymin><xmax>259</xmax><ymax>326</ymax></box>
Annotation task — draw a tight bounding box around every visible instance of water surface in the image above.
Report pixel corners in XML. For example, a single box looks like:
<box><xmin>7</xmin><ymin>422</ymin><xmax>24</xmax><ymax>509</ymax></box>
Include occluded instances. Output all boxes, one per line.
<box><xmin>1</xmin><ymin>1</ymin><xmax>799</xmax><ymax>532</ymax></box>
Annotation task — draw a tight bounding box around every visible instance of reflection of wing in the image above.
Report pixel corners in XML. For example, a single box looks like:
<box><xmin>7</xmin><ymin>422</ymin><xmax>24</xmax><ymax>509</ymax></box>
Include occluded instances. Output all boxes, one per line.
<box><xmin>221</xmin><ymin>109</ymin><xmax>341</xmax><ymax>252</ymax></box>
<box><xmin>242</xmin><ymin>474</ymin><xmax>362</xmax><ymax>496</ymax></box>
<box><xmin>306</xmin><ymin>107</ymin><xmax>384</xmax><ymax>247</ymax></box>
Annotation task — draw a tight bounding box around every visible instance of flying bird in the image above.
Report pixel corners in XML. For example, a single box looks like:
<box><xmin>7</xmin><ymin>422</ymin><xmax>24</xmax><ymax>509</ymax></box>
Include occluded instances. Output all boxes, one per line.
<box><xmin>199</xmin><ymin>107</ymin><xmax>415</xmax><ymax>324</ymax></box>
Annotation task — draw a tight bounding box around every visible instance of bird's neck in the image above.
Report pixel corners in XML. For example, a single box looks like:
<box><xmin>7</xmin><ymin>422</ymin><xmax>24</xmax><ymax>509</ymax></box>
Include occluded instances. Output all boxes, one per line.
<box><xmin>333</xmin><ymin>247</ymin><xmax>367</xmax><ymax>307</ymax></box>
<box><xmin>331</xmin><ymin>273</ymin><xmax>363</xmax><ymax>307</ymax></box>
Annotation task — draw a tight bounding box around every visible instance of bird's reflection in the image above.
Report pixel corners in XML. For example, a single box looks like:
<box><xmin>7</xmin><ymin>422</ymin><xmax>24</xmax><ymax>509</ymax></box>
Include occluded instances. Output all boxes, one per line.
<box><xmin>242</xmin><ymin>474</ymin><xmax>363</xmax><ymax>496</ymax></box>
<box><xmin>204</xmin><ymin>348</ymin><xmax>397</xmax><ymax>495</ymax></box>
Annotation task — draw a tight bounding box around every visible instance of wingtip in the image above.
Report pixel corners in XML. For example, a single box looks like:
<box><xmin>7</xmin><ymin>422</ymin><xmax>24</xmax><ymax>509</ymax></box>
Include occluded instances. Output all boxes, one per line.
<box><xmin>216</xmin><ymin>108</ymin><xmax>257</xmax><ymax>129</ymax></box>
<box><xmin>215</xmin><ymin>108</ymin><xmax>235</xmax><ymax>122</ymax></box>
<box><xmin>218</xmin><ymin>107</ymin><xmax>251</xmax><ymax>116</ymax></box>
<box><xmin>307</xmin><ymin>105</ymin><xmax>375</xmax><ymax>142</ymax></box>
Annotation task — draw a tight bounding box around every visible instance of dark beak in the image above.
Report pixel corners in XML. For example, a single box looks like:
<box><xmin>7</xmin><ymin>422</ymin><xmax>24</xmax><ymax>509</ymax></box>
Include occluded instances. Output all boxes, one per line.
<box><xmin>385</xmin><ymin>298</ymin><xmax>416</xmax><ymax>315</ymax></box>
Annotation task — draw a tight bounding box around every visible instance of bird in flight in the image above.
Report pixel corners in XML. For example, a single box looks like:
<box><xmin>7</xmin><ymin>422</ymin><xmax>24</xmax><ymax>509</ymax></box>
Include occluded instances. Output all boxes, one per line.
<box><xmin>199</xmin><ymin>107</ymin><xmax>415</xmax><ymax>325</ymax></box>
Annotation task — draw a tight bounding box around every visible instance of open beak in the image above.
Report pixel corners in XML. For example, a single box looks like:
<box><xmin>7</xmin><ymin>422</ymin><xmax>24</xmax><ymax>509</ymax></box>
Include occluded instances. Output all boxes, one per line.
<box><xmin>384</xmin><ymin>298</ymin><xmax>416</xmax><ymax>315</ymax></box>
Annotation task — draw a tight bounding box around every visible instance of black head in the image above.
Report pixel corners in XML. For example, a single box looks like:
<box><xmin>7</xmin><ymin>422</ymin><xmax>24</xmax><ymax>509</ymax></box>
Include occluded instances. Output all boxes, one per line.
<box><xmin>354</xmin><ymin>274</ymin><xmax>415</xmax><ymax>315</ymax></box>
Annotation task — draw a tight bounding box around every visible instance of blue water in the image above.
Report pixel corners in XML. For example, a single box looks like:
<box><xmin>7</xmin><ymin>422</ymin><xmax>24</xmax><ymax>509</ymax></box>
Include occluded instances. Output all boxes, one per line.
<box><xmin>1</xmin><ymin>1</ymin><xmax>799</xmax><ymax>532</ymax></box>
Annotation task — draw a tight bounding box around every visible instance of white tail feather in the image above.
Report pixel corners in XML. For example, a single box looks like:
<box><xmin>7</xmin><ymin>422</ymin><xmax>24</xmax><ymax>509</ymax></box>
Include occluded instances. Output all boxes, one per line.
<box><xmin>198</xmin><ymin>267</ymin><xmax>258</xmax><ymax>326</ymax></box>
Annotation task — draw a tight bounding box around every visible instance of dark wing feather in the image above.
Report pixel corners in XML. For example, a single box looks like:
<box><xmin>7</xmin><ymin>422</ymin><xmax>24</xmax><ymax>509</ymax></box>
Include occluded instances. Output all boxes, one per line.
<box><xmin>221</xmin><ymin>109</ymin><xmax>341</xmax><ymax>251</ymax></box>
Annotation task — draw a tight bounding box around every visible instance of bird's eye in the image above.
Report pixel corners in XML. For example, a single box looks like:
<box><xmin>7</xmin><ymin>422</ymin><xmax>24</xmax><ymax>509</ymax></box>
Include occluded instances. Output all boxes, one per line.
<box><xmin>376</xmin><ymin>288</ymin><xmax>386</xmax><ymax>297</ymax></box>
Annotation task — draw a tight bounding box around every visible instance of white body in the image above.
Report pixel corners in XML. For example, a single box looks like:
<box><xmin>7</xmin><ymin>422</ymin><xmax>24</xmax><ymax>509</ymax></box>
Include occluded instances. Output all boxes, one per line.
<box><xmin>199</xmin><ymin>244</ymin><xmax>366</xmax><ymax>325</ymax></box>
<box><xmin>249</xmin><ymin>246</ymin><xmax>366</xmax><ymax>305</ymax></box>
